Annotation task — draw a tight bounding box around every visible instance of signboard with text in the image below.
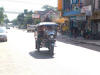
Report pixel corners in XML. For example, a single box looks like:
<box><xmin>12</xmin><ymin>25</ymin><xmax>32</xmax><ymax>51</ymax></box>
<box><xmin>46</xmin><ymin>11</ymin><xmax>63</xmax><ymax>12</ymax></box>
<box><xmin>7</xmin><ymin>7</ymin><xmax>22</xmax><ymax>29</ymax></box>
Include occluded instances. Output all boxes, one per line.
<box><xmin>81</xmin><ymin>5</ymin><xmax>92</xmax><ymax>16</ymax></box>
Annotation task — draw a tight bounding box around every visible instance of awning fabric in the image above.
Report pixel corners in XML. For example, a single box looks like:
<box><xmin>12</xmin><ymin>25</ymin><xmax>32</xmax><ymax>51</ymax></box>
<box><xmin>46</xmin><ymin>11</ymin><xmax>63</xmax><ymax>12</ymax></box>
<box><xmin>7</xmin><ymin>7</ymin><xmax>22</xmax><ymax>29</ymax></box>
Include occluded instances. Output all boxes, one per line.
<box><xmin>56</xmin><ymin>18</ymin><xmax>69</xmax><ymax>23</ymax></box>
<box><xmin>63</xmin><ymin>11</ymin><xmax>80</xmax><ymax>16</ymax></box>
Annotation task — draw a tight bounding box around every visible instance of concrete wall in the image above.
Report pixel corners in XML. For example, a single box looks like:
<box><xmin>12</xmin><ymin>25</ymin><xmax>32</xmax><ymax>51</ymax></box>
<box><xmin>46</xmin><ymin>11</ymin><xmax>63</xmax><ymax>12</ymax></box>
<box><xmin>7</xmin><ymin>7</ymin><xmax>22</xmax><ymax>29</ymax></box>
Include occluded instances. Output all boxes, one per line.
<box><xmin>95</xmin><ymin>0</ymin><xmax>100</xmax><ymax>10</ymax></box>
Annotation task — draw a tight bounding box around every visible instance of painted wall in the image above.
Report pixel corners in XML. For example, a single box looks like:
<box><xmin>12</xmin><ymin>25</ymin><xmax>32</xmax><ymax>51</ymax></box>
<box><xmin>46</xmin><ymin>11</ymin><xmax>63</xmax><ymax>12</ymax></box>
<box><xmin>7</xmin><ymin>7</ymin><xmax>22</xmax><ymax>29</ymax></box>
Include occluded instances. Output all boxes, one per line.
<box><xmin>95</xmin><ymin>0</ymin><xmax>100</xmax><ymax>10</ymax></box>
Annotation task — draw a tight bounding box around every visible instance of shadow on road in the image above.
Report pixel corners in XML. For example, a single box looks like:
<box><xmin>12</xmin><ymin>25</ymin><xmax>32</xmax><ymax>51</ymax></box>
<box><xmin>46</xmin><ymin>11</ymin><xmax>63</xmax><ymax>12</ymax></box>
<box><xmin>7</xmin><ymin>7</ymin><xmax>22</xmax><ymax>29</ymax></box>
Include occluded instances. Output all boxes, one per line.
<box><xmin>29</xmin><ymin>50</ymin><xmax>54</xmax><ymax>59</ymax></box>
<box><xmin>57</xmin><ymin>36</ymin><xmax>100</xmax><ymax>52</ymax></box>
<box><xmin>0</xmin><ymin>41</ymin><xmax>6</xmax><ymax>43</ymax></box>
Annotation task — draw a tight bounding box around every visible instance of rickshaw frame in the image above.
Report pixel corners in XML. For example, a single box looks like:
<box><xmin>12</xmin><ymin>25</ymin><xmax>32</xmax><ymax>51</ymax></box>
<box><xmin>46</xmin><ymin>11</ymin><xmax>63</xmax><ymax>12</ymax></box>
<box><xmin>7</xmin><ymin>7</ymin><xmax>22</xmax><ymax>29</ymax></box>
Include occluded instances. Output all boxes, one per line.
<box><xmin>35</xmin><ymin>22</ymin><xmax>58</xmax><ymax>56</ymax></box>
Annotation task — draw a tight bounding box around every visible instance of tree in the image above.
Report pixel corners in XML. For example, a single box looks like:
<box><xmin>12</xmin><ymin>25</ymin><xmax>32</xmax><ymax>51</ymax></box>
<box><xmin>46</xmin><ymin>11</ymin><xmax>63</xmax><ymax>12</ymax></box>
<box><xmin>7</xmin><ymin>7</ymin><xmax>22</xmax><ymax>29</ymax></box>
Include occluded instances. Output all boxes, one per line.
<box><xmin>33</xmin><ymin>18</ymin><xmax>40</xmax><ymax>24</ymax></box>
<box><xmin>42</xmin><ymin>5</ymin><xmax>57</xmax><ymax>11</ymax></box>
<box><xmin>16</xmin><ymin>10</ymin><xmax>34</xmax><ymax>28</ymax></box>
<box><xmin>4</xmin><ymin>14</ymin><xmax>9</xmax><ymax>24</ymax></box>
<box><xmin>12</xmin><ymin>19</ymin><xmax>17</xmax><ymax>25</ymax></box>
<box><xmin>17</xmin><ymin>13</ymin><xmax>24</xmax><ymax>25</ymax></box>
<box><xmin>24</xmin><ymin>9</ymin><xmax>28</xmax><ymax>14</ymax></box>
<box><xmin>0</xmin><ymin>7</ymin><xmax>4</xmax><ymax>24</ymax></box>
<box><xmin>24</xmin><ymin>14</ymin><xmax>33</xmax><ymax>25</ymax></box>
<box><xmin>24</xmin><ymin>11</ymin><xmax>33</xmax><ymax>25</ymax></box>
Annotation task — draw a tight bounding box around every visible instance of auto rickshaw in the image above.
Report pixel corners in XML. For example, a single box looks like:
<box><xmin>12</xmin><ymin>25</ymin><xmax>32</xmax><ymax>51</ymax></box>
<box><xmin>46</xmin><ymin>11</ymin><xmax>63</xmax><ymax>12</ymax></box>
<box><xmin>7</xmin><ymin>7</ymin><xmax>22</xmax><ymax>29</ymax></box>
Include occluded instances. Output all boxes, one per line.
<box><xmin>35</xmin><ymin>22</ymin><xmax>58</xmax><ymax>56</ymax></box>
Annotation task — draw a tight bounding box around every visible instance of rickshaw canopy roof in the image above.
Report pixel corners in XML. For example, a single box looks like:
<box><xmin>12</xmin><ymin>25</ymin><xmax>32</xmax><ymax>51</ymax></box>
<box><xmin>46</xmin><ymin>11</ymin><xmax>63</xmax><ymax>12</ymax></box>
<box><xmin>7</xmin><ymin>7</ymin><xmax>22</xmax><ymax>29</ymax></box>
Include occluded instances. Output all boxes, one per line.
<box><xmin>37</xmin><ymin>22</ymin><xmax>58</xmax><ymax>26</ymax></box>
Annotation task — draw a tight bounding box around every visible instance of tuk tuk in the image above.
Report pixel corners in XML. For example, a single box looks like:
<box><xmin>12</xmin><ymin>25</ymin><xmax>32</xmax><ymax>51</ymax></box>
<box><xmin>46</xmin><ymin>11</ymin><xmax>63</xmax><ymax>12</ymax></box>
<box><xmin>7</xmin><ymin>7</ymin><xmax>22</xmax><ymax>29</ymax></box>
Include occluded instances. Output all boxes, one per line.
<box><xmin>35</xmin><ymin>22</ymin><xmax>58</xmax><ymax>56</ymax></box>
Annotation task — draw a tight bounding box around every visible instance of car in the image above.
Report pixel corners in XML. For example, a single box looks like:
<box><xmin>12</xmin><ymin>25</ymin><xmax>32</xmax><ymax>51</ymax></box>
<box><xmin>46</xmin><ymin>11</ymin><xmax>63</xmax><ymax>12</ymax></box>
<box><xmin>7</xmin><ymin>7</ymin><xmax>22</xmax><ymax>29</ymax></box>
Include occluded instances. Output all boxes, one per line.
<box><xmin>6</xmin><ymin>26</ymin><xmax>10</xmax><ymax>29</ymax></box>
<box><xmin>27</xmin><ymin>25</ymin><xmax>36</xmax><ymax>32</ymax></box>
<box><xmin>0</xmin><ymin>27</ymin><xmax>7</xmax><ymax>42</ymax></box>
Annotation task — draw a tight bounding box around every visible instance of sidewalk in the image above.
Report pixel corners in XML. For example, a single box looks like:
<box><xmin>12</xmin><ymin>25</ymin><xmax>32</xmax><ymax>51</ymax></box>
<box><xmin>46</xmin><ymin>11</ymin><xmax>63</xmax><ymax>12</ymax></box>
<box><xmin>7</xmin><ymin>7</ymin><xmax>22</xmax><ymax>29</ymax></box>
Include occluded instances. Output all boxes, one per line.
<box><xmin>57</xmin><ymin>33</ymin><xmax>100</xmax><ymax>46</ymax></box>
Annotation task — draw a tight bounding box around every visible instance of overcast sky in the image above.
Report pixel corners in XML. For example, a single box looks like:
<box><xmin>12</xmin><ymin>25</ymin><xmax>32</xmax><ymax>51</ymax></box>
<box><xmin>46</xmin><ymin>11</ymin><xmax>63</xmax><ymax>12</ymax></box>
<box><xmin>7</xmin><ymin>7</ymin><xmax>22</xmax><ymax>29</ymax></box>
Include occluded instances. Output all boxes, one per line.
<box><xmin>0</xmin><ymin>0</ymin><xmax>57</xmax><ymax>21</ymax></box>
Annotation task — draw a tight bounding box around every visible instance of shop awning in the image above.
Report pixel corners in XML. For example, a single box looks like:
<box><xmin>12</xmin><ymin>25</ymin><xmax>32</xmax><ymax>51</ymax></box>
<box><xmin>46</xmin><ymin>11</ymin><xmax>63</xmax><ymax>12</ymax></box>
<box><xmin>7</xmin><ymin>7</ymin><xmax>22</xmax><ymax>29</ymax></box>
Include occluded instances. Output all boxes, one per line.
<box><xmin>56</xmin><ymin>18</ymin><xmax>69</xmax><ymax>23</ymax></box>
<box><xmin>63</xmin><ymin>11</ymin><xmax>81</xmax><ymax>16</ymax></box>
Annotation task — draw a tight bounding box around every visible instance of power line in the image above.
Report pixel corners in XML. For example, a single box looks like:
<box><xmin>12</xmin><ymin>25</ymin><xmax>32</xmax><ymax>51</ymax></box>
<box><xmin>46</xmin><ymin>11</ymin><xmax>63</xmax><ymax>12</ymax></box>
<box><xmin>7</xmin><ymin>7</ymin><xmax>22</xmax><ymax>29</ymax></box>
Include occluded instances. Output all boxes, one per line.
<box><xmin>4</xmin><ymin>11</ymin><xmax>23</xmax><ymax>14</ymax></box>
<box><xmin>1</xmin><ymin>0</ymin><xmax>38</xmax><ymax>5</ymax></box>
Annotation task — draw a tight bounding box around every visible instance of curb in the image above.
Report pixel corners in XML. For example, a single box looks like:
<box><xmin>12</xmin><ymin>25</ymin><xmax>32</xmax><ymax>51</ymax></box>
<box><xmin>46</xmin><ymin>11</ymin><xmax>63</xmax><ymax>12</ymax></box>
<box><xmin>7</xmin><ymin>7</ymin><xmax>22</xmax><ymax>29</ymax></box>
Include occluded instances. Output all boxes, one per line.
<box><xmin>57</xmin><ymin>33</ymin><xmax>100</xmax><ymax>47</ymax></box>
<box><xmin>71</xmin><ymin>39</ymin><xmax>100</xmax><ymax>46</ymax></box>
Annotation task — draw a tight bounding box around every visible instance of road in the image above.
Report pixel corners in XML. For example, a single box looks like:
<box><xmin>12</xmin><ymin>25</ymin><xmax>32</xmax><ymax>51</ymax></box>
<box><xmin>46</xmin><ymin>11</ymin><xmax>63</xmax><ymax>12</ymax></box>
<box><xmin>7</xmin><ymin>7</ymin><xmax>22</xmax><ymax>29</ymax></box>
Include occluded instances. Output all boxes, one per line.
<box><xmin>0</xmin><ymin>28</ymin><xmax>100</xmax><ymax>75</ymax></box>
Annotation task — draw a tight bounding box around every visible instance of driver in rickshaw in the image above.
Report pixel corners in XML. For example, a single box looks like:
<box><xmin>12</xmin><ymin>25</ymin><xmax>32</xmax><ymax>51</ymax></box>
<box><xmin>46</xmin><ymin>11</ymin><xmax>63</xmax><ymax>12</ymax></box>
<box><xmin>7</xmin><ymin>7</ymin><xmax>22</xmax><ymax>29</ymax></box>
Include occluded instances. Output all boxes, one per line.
<box><xmin>37</xmin><ymin>25</ymin><xmax>47</xmax><ymax>42</ymax></box>
<box><xmin>45</xmin><ymin>26</ymin><xmax>56</xmax><ymax>36</ymax></box>
<box><xmin>37</xmin><ymin>26</ymin><xmax>44</xmax><ymax>37</ymax></box>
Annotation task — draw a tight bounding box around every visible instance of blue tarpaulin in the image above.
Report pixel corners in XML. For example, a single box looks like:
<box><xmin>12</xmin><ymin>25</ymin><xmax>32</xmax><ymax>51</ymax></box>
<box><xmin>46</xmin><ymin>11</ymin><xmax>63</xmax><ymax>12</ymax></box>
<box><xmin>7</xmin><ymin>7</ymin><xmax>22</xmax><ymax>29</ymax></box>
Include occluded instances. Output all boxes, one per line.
<box><xmin>63</xmin><ymin>11</ymin><xmax>80</xmax><ymax>16</ymax></box>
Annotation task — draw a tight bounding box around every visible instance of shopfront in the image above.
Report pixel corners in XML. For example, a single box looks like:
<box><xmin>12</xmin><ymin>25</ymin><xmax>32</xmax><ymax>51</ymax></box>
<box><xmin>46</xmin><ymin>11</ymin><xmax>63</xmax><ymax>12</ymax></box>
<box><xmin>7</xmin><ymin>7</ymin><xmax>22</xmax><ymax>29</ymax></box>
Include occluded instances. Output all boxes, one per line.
<box><xmin>62</xmin><ymin>10</ymin><xmax>88</xmax><ymax>37</ymax></box>
<box><xmin>70</xmin><ymin>15</ymin><xmax>86</xmax><ymax>37</ymax></box>
<box><xmin>56</xmin><ymin>17</ymin><xmax>69</xmax><ymax>34</ymax></box>
<box><xmin>91</xmin><ymin>11</ymin><xmax>100</xmax><ymax>39</ymax></box>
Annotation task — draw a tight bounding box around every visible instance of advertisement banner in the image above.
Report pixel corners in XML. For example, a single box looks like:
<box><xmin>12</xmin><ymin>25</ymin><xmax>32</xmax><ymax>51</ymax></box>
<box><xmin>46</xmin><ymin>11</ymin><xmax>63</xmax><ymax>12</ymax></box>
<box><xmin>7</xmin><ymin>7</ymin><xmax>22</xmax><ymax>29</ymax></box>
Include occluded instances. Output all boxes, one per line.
<box><xmin>81</xmin><ymin>5</ymin><xmax>92</xmax><ymax>16</ymax></box>
<box><xmin>58</xmin><ymin>0</ymin><xmax>63</xmax><ymax>11</ymax></box>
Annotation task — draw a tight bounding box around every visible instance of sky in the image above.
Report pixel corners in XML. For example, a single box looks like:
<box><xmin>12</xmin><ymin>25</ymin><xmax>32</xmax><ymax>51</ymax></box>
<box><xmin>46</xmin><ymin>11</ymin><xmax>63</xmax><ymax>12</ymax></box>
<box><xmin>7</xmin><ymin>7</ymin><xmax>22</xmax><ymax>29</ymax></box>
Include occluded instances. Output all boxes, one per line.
<box><xmin>0</xmin><ymin>0</ymin><xmax>57</xmax><ymax>21</ymax></box>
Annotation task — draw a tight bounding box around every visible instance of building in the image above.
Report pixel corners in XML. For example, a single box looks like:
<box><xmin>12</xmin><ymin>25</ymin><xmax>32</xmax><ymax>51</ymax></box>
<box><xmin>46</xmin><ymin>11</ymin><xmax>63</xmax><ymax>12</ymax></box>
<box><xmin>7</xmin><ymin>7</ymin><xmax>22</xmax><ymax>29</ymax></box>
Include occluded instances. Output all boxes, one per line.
<box><xmin>58</xmin><ymin>0</ymin><xmax>100</xmax><ymax>39</ymax></box>
<box><xmin>40</xmin><ymin>10</ymin><xmax>60</xmax><ymax>22</ymax></box>
<box><xmin>62</xmin><ymin>0</ymin><xmax>86</xmax><ymax>37</ymax></box>
<box><xmin>33</xmin><ymin>10</ymin><xmax>59</xmax><ymax>23</ymax></box>
<box><xmin>90</xmin><ymin>0</ymin><xmax>100</xmax><ymax>39</ymax></box>
<box><xmin>94</xmin><ymin>0</ymin><xmax>100</xmax><ymax>9</ymax></box>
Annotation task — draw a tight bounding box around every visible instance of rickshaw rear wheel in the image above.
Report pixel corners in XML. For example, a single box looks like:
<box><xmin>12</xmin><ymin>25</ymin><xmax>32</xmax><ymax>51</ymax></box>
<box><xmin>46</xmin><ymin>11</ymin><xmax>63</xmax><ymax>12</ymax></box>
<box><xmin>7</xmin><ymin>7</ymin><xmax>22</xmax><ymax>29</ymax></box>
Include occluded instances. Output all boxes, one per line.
<box><xmin>49</xmin><ymin>45</ymin><xmax>54</xmax><ymax>56</ymax></box>
<box><xmin>35</xmin><ymin>40</ymin><xmax>40</xmax><ymax>52</ymax></box>
<box><xmin>37</xmin><ymin>47</ymin><xmax>40</xmax><ymax>52</ymax></box>
<box><xmin>37</xmin><ymin>44</ymin><xmax>40</xmax><ymax>52</ymax></box>
<box><xmin>37</xmin><ymin>41</ymin><xmax>40</xmax><ymax>52</ymax></box>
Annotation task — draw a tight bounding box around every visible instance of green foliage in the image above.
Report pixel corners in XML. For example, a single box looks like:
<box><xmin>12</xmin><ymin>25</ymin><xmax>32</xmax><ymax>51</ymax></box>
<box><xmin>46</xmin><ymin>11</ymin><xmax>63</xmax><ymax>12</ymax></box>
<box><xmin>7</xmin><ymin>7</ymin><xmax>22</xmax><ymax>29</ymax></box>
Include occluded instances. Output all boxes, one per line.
<box><xmin>33</xmin><ymin>18</ymin><xmax>40</xmax><ymax>24</ymax></box>
<box><xmin>24</xmin><ymin>14</ymin><xmax>33</xmax><ymax>25</ymax></box>
<box><xmin>4</xmin><ymin>19</ymin><xmax>9</xmax><ymax>24</ymax></box>
<box><xmin>17</xmin><ymin>13</ymin><xmax>24</xmax><ymax>25</ymax></box>
<box><xmin>24</xmin><ymin>9</ymin><xmax>28</xmax><ymax>14</ymax></box>
<box><xmin>0</xmin><ymin>7</ymin><xmax>4</xmax><ymax>24</ymax></box>
<box><xmin>42</xmin><ymin>5</ymin><xmax>57</xmax><ymax>11</ymax></box>
<box><xmin>16</xmin><ymin>10</ymin><xmax>34</xmax><ymax>28</ymax></box>
<box><xmin>4</xmin><ymin>14</ymin><xmax>9</xmax><ymax>24</ymax></box>
<box><xmin>12</xmin><ymin>19</ymin><xmax>17</xmax><ymax>25</ymax></box>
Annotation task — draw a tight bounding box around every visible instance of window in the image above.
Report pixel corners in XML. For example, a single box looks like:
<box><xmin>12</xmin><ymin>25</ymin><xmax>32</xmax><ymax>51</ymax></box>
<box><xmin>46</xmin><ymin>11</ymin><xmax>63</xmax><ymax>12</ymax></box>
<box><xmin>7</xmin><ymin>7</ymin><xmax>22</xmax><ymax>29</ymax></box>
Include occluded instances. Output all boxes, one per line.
<box><xmin>99</xmin><ymin>0</ymin><xmax>100</xmax><ymax>9</ymax></box>
<box><xmin>63</xmin><ymin>0</ymin><xmax>70</xmax><ymax>11</ymax></box>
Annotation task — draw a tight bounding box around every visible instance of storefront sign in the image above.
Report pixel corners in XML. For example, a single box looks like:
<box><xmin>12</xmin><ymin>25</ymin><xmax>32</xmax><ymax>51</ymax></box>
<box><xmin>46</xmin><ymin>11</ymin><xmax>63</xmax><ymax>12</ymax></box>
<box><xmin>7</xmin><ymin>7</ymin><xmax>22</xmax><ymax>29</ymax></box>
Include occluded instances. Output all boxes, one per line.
<box><xmin>32</xmin><ymin>14</ymin><xmax>40</xmax><ymax>18</ymax></box>
<box><xmin>81</xmin><ymin>5</ymin><xmax>92</xmax><ymax>16</ymax></box>
<box><xmin>70</xmin><ymin>16</ymin><xmax>86</xmax><ymax>20</ymax></box>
